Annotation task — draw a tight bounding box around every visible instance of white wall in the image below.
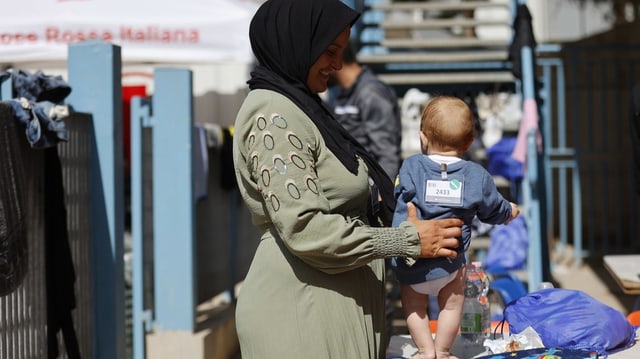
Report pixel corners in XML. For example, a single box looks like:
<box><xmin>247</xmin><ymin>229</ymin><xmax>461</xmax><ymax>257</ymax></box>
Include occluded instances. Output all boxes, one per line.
<box><xmin>528</xmin><ymin>0</ymin><xmax>614</xmax><ymax>42</ymax></box>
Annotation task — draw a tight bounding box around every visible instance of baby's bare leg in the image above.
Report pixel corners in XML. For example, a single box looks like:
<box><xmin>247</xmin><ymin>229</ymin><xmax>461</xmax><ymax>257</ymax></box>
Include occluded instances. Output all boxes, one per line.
<box><xmin>434</xmin><ymin>269</ymin><xmax>466</xmax><ymax>359</ymax></box>
<box><xmin>400</xmin><ymin>284</ymin><xmax>436</xmax><ymax>359</ymax></box>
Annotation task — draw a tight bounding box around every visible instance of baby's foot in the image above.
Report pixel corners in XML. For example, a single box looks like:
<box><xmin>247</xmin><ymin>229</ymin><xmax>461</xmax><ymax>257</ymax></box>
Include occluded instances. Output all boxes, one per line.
<box><xmin>411</xmin><ymin>350</ymin><xmax>435</xmax><ymax>359</ymax></box>
<box><xmin>435</xmin><ymin>350</ymin><xmax>458</xmax><ymax>359</ymax></box>
<box><xmin>410</xmin><ymin>353</ymin><xmax>430</xmax><ymax>359</ymax></box>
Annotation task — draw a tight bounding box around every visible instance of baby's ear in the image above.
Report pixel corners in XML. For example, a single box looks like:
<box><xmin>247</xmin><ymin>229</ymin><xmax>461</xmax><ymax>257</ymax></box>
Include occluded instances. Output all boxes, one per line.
<box><xmin>419</xmin><ymin>132</ymin><xmax>429</xmax><ymax>153</ymax></box>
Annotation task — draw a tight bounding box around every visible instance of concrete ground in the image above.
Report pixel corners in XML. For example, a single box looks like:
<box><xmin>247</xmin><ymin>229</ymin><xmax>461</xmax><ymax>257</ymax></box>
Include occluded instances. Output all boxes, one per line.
<box><xmin>551</xmin><ymin>256</ymin><xmax>638</xmax><ymax>315</ymax></box>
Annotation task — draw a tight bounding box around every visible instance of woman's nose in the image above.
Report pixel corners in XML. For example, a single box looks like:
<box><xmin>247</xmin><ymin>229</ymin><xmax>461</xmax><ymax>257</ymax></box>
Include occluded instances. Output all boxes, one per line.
<box><xmin>333</xmin><ymin>58</ymin><xmax>343</xmax><ymax>71</ymax></box>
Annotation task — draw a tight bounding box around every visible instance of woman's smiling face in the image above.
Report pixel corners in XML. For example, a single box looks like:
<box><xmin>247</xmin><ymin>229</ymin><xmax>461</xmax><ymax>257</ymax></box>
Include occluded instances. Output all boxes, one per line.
<box><xmin>306</xmin><ymin>26</ymin><xmax>351</xmax><ymax>94</ymax></box>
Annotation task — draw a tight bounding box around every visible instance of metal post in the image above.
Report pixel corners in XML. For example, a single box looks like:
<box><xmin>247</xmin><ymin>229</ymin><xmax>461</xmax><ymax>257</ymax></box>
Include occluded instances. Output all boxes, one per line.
<box><xmin>131</xmin><ymin>96</ymin><xmax>153</xmax><ymax>359</ymax></box>
<box><xmin>0</xmin><ymin>73</ymin><xmax>11</xmax><ymax>99</ymax></box>
<box><xmin>516</xmin><ymin>0</ymin><xmax>546</xmax><ymax>291</ymax></box>
<box><xmin>151</xmin><ymin>68</ymin><xmax>196</xmax><ymax>332</ymax></box>
<box><xmin>67</xmin><ymin>40</ymin><xmax>125</xmax><ymax>359</ymax></box>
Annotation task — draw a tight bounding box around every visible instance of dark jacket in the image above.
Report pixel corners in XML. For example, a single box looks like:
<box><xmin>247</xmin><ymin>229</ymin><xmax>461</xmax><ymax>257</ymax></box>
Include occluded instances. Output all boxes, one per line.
<box><xmin>333</xmin><ymin>66</ymin><xmax>402</xmax><ymax>179</ymax></box>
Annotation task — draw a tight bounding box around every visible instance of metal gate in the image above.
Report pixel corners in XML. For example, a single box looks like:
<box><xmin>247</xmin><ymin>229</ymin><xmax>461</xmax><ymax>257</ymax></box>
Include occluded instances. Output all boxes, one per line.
<box><xmin>561</xmin><ymin>44</ymin><xmax>640</xmax><ymax>257</ymax></box>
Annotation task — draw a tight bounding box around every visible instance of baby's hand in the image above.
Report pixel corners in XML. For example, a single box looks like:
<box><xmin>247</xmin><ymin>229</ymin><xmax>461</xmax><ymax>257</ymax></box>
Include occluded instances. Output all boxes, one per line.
<box><xmin>504</xmin><ymin>202</ymin><xmax>520</xmax><ymax>225</ymax></box>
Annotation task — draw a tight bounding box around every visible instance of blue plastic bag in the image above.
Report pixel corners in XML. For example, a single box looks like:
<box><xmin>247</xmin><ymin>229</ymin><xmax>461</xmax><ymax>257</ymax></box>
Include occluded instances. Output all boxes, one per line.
<box><xmin>485</xmin><ymin>137</ymin><xmax>523</xmax><ymax>181</ymax></box>
<box><xmin>504</xmin><ymin>288</ymin><xmax>636</xmax><ymax>355</ymax></box>
<box><xmin>485</xmin><ymin>216</ymin><xmax>528</xmax><ymax>271</ymax></box>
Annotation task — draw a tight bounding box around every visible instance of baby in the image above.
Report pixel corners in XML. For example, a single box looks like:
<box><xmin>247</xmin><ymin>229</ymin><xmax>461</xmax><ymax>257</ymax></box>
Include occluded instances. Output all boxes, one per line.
<box><xmin>392</xmin><ymin>95</ymin><xmax>519</xmax><ymax>359</ymax></box>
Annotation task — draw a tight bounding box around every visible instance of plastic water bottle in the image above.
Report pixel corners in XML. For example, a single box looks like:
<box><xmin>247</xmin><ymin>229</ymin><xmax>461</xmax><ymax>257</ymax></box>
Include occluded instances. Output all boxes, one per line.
<box><xmin>472</xmin><ymin>261</ymin><xmax>491</xmax><ymax>339</ymax></box>
<box><xmin>460</xmin><ymin>264</ymin><xmax>484</xmax><ymax>345</ymax></box>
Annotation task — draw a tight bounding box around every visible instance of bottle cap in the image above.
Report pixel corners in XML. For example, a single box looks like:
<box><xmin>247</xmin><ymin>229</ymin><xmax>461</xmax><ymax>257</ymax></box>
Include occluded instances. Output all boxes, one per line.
<box><xmin>467</xmin><ymin>263</ymin><xmax>476</xmax><ymax>271</ymax></box>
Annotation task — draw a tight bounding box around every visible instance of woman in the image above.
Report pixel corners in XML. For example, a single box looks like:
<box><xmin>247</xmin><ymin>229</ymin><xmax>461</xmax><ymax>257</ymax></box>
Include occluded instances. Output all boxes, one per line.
<box><xmin>232</xmin><ymin>0</ymin><xmax>464</xmax><ymax>357</ymax></box>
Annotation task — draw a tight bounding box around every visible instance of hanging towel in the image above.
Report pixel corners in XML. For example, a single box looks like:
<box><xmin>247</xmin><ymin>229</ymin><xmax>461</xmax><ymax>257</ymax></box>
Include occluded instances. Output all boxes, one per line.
<box><xmin>508</xmin><ymin>4</ymin><xmax>536</xmax><ymax>81</ymax></box>
<box><xmin>511</xmin><ymin>98</ymin><xmax>542</xmax><ymax>163</ymax></box>
<box><xmin>44</xmin><ymin>146</ymin><xmax>81</xmax><ymax>359</ymax></box>
<box><xmin>201</xmin><ymin>122</ymin><xmax>224</xmax><ymax>149</ymax></box>
<box><xmin>0</xmin><ymin>102</ymin><xmax>28</xmax><ymax>296</ymax></box>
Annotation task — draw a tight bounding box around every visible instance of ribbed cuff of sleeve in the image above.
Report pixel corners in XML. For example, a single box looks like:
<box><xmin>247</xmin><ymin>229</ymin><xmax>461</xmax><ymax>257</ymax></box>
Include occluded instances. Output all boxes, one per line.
<box><xmin>370</xmin><ymin>221</ymin><xmax>421</xmax><ymax>258</ymax></box>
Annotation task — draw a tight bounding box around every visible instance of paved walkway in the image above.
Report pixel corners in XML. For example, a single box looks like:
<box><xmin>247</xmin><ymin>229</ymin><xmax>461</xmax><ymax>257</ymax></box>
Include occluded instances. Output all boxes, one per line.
<box><xmin>552</xmin><ymin>256</ymin><xmax>638</xmax><ymax>315</ymax></box>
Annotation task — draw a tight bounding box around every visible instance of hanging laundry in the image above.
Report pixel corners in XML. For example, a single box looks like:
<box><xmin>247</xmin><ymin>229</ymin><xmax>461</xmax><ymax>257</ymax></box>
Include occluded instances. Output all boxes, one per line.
<box><xmin>44</xmin><ymin>146</ymin><xmax>81</xmax><ymax>359</ymax></box>
<box><xmin>475</xmin><ymin>92</ymin><xmax>522</xmax><ymax>149</ymax></box>
<box><xmin>193</xmin><ymin>123</ymin><xmax>209</xmax><ymax>201</ymax></box>
<box><xmin>1</xmin><ymin>69</ymin><xmax>72</xmax><ymax>149</ymax></box>
<box><xmin>400</xmin><ymin>88</ymin><xmax>431</xmax><ymax>157</ymax></box>
<box><xmin>511</xmin><ymin>97</ymin><xmax>542</xmax><ymax>163</ymax></box>
<box><xmin>0</xmin><ymin>102</ymin><xmax>28</xmax><ymax>297</ymax></box>
<box><xmin>201</xmin><ymin>122</ymin><xmax>224</xmax><ymax>149</ymax></box>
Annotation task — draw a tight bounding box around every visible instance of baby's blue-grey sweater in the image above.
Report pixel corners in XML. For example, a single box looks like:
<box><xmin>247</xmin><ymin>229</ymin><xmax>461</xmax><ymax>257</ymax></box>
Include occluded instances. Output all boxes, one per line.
<box><xmin>391</xmin><ymin>154</ymin><xmax>513</xmax><ymax>284</ymax></box>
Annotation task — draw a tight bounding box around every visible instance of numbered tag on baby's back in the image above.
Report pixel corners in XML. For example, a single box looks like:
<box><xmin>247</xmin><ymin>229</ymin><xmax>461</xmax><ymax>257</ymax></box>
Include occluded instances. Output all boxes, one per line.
<box><xmin>424</xmin><ymin>178</ymin><xmax>463</xmax><ymax>206</ymax></box>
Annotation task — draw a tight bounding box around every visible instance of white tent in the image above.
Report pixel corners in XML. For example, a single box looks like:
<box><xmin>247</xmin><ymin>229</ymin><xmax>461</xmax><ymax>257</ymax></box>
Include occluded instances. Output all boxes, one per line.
<box><xmin>0</xmin><ymin>0</ymin><xmax>259</xmax><ymax>64</ymax></box>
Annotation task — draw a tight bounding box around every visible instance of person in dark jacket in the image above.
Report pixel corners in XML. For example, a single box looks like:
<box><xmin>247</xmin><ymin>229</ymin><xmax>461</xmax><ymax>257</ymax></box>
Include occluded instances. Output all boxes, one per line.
<box><xmin>330</xmin><ymin>42</ymin><xmax>402</xmax><ymax>179</ymax></box>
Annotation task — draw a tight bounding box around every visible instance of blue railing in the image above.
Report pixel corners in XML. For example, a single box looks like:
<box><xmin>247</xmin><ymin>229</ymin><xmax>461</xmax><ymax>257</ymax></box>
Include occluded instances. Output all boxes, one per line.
<box><xmin>536</xmin><ymin>44</ymin><xmax>583</xmax><ymax>266</ymax></box>
<box><xmin>0</xmin><ymin>40</ymin><xmax>126</xmax><ymax>358</ymax></box>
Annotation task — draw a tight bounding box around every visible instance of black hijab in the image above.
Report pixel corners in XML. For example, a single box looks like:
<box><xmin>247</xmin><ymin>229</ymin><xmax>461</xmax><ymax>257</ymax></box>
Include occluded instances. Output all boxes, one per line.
<box><xmin>248</xmin><ymin>0</ymin><xmax>395</xmax><ymax>226</ymax></box>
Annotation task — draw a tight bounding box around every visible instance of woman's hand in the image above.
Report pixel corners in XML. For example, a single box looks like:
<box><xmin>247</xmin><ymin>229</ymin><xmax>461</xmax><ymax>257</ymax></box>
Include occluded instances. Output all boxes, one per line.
<box><xmin>406</xmin><ymin>202</ymin><xmax>463</xmax><ymax>259</ymax></box>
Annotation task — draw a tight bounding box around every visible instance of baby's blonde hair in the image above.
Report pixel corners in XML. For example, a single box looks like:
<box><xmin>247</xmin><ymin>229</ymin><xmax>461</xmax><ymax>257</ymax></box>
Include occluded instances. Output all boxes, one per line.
<box><xmin>420</xmin><ymin>96</ymin><xmax>475</xmax><ymax>153</ymax></box>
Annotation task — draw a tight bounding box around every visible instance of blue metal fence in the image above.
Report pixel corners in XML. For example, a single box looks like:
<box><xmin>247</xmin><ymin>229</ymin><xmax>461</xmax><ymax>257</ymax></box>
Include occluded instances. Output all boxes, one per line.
<box><xmin>0</xmin><ymin>40</ymin><xmax>124</xmax><ymax>358</ymax></box>
<box><xmin>533</xmin><ymin>45</ymin><xmax>584</xmax><ymax>268</ymax></box>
